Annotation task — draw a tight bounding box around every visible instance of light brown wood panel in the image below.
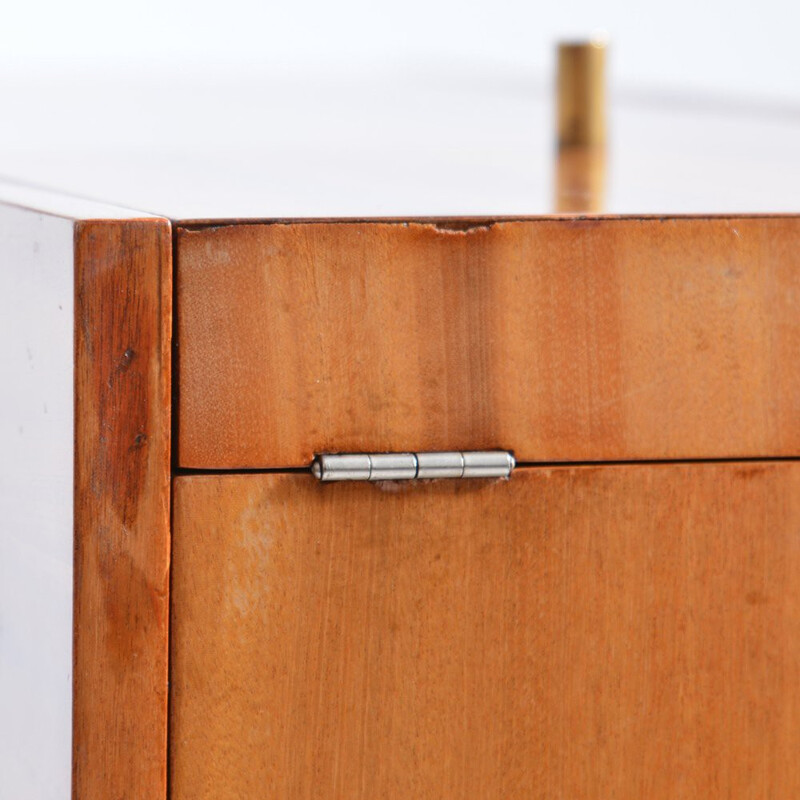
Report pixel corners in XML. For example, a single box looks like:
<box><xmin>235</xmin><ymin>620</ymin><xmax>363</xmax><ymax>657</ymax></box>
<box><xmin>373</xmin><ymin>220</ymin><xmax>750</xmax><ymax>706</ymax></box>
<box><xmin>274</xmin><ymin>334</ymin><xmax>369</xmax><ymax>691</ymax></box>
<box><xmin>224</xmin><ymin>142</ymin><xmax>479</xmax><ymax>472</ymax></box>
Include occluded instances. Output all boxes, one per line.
<box><xmin>171</xmin><ymin>463</ymin><xmax>800</xmax><ymax>800</ymax></box>
<box><xmin>74</xmin><ymin>219</ymin><xmax>171</xmax><ymax>800</ymax></box>
<box><xmin>176</xmin><ymin>217</ymin><xmax>800</xmax><ymax>468</ymax></box>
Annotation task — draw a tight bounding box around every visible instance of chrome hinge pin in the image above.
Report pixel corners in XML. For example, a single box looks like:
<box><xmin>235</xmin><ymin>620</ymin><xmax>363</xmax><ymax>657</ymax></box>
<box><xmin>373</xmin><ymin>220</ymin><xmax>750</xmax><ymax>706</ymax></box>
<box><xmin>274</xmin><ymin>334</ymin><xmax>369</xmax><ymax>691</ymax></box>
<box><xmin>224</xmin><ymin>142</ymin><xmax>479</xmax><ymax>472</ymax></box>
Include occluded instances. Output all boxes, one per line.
<box><xmin>311</xmin><ymin>451</ymin><xmax>515</xmax><ymax>482</ymax></box>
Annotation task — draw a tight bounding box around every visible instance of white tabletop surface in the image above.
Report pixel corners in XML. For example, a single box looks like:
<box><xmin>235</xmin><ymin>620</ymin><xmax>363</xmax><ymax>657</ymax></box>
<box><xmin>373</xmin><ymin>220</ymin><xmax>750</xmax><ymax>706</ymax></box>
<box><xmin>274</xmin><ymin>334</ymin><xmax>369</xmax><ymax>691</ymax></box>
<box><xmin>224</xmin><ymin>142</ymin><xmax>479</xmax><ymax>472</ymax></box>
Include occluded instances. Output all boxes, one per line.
<box><xmin>1</xmin><ymin>66</ymin><xmax>799</xmax><ymax>220</ymax></box>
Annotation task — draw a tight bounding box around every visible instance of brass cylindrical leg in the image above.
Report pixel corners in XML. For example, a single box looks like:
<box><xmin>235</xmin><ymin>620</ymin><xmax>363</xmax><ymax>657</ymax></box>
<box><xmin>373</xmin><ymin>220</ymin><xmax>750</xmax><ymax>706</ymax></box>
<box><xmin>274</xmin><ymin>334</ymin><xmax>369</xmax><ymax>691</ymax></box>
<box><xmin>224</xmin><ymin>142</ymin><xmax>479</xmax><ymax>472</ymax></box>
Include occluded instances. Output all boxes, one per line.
<box><xmin>555</xmin><ymin>39</ymin><xmax>607</xmax><ymax>213</ymax></box>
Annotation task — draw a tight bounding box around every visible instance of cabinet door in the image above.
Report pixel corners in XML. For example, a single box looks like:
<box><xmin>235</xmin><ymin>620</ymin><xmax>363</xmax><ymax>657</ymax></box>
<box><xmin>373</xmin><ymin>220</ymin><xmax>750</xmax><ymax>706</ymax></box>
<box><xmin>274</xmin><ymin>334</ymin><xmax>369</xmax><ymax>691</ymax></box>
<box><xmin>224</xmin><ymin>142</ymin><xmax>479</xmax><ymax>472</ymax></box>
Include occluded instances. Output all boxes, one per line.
<box><xmin>176</xmin><ymin>218</ymin><xmax>800</xmax><ymax>469</ymax></box>
<box><xmin>171</xmin><ymin>463</ymin><xmax>800</xmax><ymax>799</ymax></box>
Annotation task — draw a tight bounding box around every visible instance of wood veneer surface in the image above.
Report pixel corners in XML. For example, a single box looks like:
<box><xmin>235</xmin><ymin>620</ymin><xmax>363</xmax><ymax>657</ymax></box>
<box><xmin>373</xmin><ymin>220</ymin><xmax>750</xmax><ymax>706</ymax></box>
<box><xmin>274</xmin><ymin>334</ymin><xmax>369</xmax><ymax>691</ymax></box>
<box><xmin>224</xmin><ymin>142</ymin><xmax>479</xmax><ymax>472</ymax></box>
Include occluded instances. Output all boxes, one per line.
<box><xmin>73</xmin><ymin>219</ymin><xmax>172</xmax><ymax>800</ymax></box>
<box><xmin>171</xmin><ymin>463</ymin><xmax>800</xmax><ymax>799</ymax></box>
<box><xmin>177</xmin><ymin>217</ymin><xmax>800</xmax><ymax>468</ymax></box>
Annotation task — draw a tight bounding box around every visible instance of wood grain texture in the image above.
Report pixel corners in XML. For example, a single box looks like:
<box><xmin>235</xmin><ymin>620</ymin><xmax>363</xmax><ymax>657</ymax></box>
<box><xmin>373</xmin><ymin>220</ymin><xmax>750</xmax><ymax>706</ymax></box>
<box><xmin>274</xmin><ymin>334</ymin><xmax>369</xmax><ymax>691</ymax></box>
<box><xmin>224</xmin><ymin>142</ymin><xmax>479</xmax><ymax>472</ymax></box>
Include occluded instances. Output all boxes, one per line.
<box><xmin>176</xmin><ymin>217</ymin><xmax>800</xmax><ymax>468</ymax></box>
<box><xmin>171</xmin><ymin>463</ymin><xmax>800</xmax><ymax>800</ymax></box>
<box><xmin>73</xmin><ymin>219</ymin><xmax>171</xmax><ymax>800</ymax></box>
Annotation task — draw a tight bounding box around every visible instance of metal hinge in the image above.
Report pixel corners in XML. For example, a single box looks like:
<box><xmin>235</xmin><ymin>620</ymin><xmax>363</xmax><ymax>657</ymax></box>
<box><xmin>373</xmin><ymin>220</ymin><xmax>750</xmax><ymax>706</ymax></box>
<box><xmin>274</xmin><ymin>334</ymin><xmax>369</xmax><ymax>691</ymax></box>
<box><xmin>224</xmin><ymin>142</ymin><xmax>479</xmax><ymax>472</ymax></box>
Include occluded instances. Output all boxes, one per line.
<box><xmin>311</xmin><ymin>451</ymin><xmax>515</xmax><ymax>482</ymax></box>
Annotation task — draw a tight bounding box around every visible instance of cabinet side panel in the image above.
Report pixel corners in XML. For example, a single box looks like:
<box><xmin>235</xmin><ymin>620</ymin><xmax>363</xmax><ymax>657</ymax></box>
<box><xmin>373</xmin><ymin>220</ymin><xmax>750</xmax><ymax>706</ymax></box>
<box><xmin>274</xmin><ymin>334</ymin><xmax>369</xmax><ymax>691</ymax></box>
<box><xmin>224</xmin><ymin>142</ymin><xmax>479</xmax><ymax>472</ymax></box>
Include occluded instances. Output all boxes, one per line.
<box><xmin>0</xmin><ymin>205</ymin><xmax>75</xmax><ymax>799</ymax></box>
<box><xmin>73</xmin><ymin>220</ymin><xmax>171</xmax><ymax>800</ymax></box>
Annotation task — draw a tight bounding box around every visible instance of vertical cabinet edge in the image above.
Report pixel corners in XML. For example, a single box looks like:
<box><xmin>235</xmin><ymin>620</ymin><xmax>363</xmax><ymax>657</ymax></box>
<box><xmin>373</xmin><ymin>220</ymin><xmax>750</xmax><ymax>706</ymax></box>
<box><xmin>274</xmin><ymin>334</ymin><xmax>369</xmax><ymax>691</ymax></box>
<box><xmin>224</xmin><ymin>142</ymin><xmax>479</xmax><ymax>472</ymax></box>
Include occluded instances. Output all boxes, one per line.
<box><xmin>73</xmin><ymin>218</ymin><xmax>172</xmax><ymax>800</ymax></box>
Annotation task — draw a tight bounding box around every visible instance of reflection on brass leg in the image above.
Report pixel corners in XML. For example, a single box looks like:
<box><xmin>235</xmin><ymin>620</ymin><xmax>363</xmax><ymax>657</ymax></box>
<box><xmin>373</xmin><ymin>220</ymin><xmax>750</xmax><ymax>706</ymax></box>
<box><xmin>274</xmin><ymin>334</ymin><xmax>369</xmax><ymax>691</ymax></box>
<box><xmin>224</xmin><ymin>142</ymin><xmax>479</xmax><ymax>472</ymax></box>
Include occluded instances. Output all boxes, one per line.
<box><xmin>554</xmin><ymin>39</ymin><xmax>607</xmax><ymax>213</ymax></box>
<box><xmin>555</xmin><ymin>145</ymin><xmax>606</xmax><ymax>213</ymax></box>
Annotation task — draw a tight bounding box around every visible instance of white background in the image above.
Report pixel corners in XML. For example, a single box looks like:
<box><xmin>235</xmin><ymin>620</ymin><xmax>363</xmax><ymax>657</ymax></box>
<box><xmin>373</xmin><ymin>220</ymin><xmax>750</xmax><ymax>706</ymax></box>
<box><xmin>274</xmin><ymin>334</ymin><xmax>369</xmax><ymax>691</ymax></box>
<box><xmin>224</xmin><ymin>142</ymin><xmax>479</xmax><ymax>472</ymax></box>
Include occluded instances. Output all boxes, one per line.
<box><xmin>0</xmin><ymin>0</ymin><xmax>797</xmax><ymax>217</ymax></box>
<box><xmin>0</xmin><ymin>0</ymin><xmax>798</xmax><ymax>103</ymax></box>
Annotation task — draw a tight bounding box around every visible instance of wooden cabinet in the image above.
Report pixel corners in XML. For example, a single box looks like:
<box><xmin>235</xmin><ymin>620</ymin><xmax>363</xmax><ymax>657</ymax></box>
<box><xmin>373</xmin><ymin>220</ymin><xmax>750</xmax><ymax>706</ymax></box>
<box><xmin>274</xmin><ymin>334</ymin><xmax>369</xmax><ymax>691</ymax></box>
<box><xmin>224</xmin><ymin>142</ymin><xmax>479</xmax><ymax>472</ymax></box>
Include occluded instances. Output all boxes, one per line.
<box><xmin>2</xmin><ymin>86</ymin><xmax>800</xmax><ymax>800</ymax></box>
